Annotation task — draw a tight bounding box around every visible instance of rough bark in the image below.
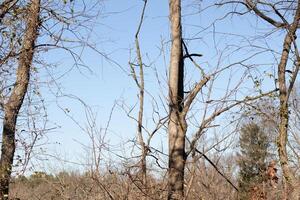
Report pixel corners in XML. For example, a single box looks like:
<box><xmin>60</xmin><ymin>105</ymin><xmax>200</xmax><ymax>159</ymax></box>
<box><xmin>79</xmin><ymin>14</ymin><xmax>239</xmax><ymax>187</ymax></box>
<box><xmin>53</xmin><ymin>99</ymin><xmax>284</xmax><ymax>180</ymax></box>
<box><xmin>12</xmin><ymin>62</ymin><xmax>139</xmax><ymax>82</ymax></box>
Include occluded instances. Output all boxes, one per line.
<box><xmin>0</xmin><ymin>0</ymin><xmax>40</xmax><ymax>199</ymax></box>
<box><xmin>168</xmin><ymin>0</ymin><xmax>186</xmax><ymax>199</ymax></box>
<box><xmin>277</xmin><ymin>1</ymin><xmax>300</xmax><ymax>199</ymax></box>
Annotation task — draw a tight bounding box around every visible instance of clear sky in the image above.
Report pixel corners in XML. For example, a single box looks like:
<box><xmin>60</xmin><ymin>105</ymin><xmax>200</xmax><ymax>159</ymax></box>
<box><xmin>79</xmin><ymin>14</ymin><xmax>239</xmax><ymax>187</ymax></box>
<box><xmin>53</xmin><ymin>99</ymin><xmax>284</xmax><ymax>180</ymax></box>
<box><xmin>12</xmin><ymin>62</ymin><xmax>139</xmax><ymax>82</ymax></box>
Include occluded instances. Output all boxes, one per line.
<box><xmin>19</xmin><ymin>0</ymin><xmax>287</xmax><ymax>173</ymax></box>
<box><xmin>30</xmin><ymin>0</ymin><xmax>171</xmax><ymax>172</ymax></box>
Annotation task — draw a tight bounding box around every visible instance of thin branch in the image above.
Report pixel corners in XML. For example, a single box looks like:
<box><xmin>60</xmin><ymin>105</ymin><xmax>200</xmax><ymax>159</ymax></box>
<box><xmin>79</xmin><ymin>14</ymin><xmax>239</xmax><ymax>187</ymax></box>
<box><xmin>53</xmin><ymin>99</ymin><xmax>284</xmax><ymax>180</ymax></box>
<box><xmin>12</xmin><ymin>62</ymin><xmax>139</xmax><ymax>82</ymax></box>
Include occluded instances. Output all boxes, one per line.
<box><xmin>194</xmin><ymin>147</ymin><xmax>239</xmax><ymax>192</ymax></box>
<box><xmin>188</xmin><ymin>89</ymin><xmax>278</xmax><ymax>155</ymax></box>
<box><xmin>244</xmin><ymin>0</ymin><xmax>286</xmax><ymax>28</ymax></box>
<box><xmin>0</xmin><ymin>0</ymin><xmax>18</xmax><ymax>24</ymax></box>
<box><xmin>182</xmin><ymin>76</ymin><xmax>210</xmax><ymax>117</ymax></box>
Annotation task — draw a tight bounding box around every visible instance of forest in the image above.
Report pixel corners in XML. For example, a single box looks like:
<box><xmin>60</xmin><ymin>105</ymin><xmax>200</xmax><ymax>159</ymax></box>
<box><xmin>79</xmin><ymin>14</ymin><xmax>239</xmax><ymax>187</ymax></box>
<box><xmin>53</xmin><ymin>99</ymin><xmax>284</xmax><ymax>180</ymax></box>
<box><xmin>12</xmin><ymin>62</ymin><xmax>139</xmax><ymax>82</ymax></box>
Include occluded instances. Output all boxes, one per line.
<box><xmin>0</xmin><ymin>0</ymin><xmax>300</xmax><ymax>199</ymax></box>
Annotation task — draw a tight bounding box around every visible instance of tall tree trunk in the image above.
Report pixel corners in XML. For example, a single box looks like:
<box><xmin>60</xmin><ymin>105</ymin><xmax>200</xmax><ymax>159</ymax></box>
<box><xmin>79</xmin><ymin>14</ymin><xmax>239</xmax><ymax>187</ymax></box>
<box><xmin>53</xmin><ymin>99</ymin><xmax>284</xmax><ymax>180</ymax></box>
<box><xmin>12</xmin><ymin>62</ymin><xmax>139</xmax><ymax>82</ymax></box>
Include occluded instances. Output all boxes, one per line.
<box><xmin>168</xmin><ymin>0</ymin><xmax>186</xmax><ymax>199</ymax></box>
<box><xmin>277</xmin><ymin>1</ymin><xmax>300</xmax><ymax>199</ymax></box>
<box><xmin>135</xmin><ymin>0</ymin><xmax>147</xmax><ymax>188</ymax></box>
<box><xmin>0</xmin><ymin>0</ymin><xmax>40</xmax><ymax>199</ymax></box>
<box><xmin>130</xmin><ymin>0</ymin><xmax>148</xmax><ymax>195</ymax></box>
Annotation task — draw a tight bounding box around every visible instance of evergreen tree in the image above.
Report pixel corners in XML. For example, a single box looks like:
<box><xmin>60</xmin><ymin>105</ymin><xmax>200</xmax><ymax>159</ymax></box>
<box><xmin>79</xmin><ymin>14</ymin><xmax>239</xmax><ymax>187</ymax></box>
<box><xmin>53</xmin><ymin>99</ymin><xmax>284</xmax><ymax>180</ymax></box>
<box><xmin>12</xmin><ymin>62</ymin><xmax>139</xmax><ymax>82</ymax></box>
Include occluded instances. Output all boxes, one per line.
<box><xmin>238</xmin><ymin>122</ymin><xmax>269</xmax><ymax>199</ymax></box>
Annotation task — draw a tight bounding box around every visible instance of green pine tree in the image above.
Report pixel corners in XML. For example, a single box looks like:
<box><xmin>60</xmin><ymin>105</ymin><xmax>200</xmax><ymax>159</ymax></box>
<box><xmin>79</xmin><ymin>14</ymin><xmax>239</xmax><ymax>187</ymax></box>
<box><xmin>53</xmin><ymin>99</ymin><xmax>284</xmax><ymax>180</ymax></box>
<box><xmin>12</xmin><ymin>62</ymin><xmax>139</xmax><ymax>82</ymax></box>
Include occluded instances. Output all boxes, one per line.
<box><xmin>238</xmin><ymin>122</ymin><xmax>269</xmax><ymax>199</ymax></box>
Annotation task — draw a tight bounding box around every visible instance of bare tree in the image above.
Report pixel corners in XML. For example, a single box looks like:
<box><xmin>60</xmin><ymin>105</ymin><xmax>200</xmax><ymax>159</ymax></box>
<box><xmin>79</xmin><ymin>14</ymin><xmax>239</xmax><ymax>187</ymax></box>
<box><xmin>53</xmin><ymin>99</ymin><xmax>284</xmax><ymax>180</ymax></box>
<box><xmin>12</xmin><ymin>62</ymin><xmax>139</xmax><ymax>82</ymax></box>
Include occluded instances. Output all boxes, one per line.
<box><xmin>276</xmin><ymin>2</ymin><xmax>300</xmax><ymax>198</ymax></box>
<box><xmin>168</xmin><ymin>0</ymin><xmax>186</xmax><ymax>199</ymax></box>
<box><xmin>213</xmin><ymin>0</ymin><xmax>300</xmax><ymax>198</ymax></box>
<box><xmin>0</xmin><ymin>0</ymin><xmax>41</xmax><ymax>199</ymax></box>
<box><xmin>167</xmin><ymin>1</ymin><xmax>276</xmax><ymax>198</ymax></box>
<box><xmin>246</xmin><ymin>1</ymin><xmax>300</xmax><ymax>198</ymax></box>
<box><xmin>0</xmin><ymin>0</ymin><xmax>102</xmax><ymax>180</ymax></box>
<box><xmin>129</xmin><ymin>0</ymin><xmax>148</xmax><ymax>190</ymax></box>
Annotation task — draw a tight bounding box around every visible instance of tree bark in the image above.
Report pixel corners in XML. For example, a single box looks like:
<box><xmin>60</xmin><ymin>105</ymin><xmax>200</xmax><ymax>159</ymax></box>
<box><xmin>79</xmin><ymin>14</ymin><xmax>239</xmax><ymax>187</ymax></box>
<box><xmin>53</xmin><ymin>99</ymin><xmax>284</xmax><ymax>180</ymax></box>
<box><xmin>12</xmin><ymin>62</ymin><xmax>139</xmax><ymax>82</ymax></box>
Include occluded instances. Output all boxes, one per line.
<box><xmin>277</xmin><ymin>1</ymin><xmax>300</xmax><ymax>199</ymax></box>
<box><xmin>168</xmin><ymin>0</ymin><xmax>186</xmax><ymax>199</ymax></box>
<box><xmin>0</xmin><ymin>0</ymin><xmax>40</xmax><ymax>199</ymax></box>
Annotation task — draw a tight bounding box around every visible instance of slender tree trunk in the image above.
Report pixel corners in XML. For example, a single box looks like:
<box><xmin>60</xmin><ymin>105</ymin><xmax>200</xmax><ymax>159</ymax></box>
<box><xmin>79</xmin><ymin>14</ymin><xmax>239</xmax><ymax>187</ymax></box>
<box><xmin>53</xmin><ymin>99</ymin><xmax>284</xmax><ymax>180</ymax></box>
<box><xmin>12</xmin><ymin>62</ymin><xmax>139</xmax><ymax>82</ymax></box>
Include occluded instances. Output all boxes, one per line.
<box><xmin>168</xmin><ymin>0</ymin><xmax>186</xmax><ymax>199</ymax></box>
<box><xmin>136</xmin><ymin>3</ymin><xmax>146</xmax><ymax>187</ymax></box>
<box><xmin>277</xmin><ymin>1</ymin><xmax>300</xmax><ymax>199</ymax></box>
<box><xmin>136</xmin><ymin>22</ymin><xmax>147</xmax><ymax>195</ymax></box>
<box><xmin>131</xmin><ymin>0</ymin><xmax>148</xmax><ymax>195</ymax></box>
<box><xmin>0</xmin><ymin>0</ymin><xmax>40</xmax><ymax>199</ymax></box>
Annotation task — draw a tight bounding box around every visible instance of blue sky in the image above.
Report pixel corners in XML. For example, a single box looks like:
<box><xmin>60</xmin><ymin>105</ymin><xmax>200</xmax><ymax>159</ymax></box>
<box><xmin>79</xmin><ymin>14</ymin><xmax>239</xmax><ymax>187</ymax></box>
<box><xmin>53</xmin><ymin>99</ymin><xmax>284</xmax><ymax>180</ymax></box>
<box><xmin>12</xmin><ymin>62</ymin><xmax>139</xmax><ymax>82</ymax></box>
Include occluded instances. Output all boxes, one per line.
<box><xmin>20</xmin><ymin>0</ymin><xmax>288</xmax><ymax>173</ymax></box>
<box><xmin>30</xmin><ymin>0</ymin><xmax>171</xmax><ymax>172</ymax></box>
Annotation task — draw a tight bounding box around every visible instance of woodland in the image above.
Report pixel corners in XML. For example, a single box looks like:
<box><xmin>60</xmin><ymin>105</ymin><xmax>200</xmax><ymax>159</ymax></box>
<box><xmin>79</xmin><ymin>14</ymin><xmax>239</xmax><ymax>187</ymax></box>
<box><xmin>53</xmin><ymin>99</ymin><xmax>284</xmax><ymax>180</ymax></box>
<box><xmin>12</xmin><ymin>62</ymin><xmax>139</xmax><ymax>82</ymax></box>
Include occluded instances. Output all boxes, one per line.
<box><xmin>0</xmin><ymin>0</ymin><xmax>300</xmax><ymax>200</ymax></box>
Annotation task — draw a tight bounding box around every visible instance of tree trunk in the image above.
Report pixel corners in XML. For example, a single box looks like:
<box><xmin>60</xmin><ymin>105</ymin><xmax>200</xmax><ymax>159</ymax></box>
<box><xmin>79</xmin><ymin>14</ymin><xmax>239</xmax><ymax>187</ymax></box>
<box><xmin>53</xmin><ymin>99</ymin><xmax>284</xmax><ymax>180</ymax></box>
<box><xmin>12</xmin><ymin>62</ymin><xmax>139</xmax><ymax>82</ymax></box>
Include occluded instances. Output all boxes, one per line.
<box><xmin>0</xmin><ymin>0</ymin><xmax>40</xmax><ymax>199</ymax></box>
<box><xmin>131</xmin><ymin>0</ymin><xmax>148</xmax><ymax>195</ymax></box>
<box><xmin>168</xmin><ymin>0</ymin><xmax>186</xmax><ymax>199</ymax></box>
<box><xmin>277</xmin><ymin>1</ymin><xmax>300</xmax><ymax>199</ymax></box>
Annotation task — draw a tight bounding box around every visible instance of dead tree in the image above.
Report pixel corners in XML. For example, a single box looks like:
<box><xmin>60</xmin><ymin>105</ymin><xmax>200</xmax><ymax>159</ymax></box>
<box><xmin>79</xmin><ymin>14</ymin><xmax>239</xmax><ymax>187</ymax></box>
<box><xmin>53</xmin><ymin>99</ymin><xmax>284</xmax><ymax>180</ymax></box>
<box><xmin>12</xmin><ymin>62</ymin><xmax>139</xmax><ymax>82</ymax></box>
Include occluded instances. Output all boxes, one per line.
<box><xmin>129</xmin><ymin>0</ymin><xmax>148</xmax><ymax>191</ymax></box>
<box><xmin>168</xmin><ymin>0</ymin><xmax>186</xmax><ymax>199</ymax></box>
